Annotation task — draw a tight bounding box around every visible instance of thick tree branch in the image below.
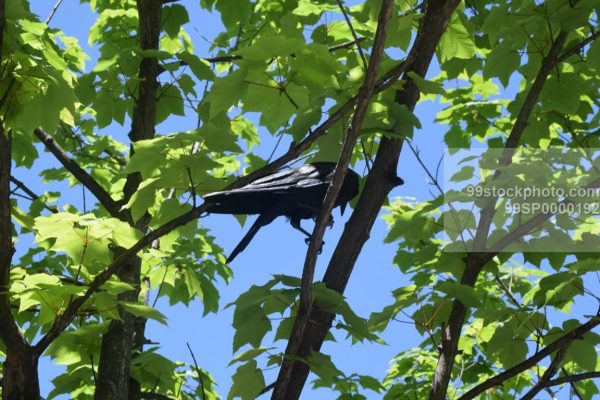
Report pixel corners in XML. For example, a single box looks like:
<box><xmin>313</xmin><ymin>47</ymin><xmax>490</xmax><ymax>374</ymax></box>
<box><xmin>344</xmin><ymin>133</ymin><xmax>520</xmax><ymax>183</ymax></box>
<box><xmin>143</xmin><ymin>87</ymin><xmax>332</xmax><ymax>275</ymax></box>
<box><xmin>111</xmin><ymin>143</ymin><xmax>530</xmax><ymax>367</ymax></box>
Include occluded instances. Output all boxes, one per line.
<box><xmin>272</xmin><ymin>3</ymin><xmax>395</xmax><ymax>398</ymax></box>
<box><xmin>96</xmin><ymin>1</ymin><xmax>163</xmax><ymax>398</ymax></box>
<box><xmin>33</xmin><ymin>128</ymin><xmax>124</xmax><ymax>219</ymax></box>
<box><xmin>457</xmin><ymin>314</ymin><xmax>600</xmax><ymax>400</ymax></box>
<box><xmin>429</xmin><ymin>30</ymin><xmax>570</xmax><ymax>400</ymax></box>
<box><xmin>33</xmin><ymin>203</ymin><xmax>207</xmax><ymax>354</ymax></box>
<box><xmin>303</xmin><ymin>0</ymin><xmax>393</xmax><ymax>319</ymax></box>
<box><xmin>271</xmin><ymin>1</ymin><xmax>462</xmax><ymax>398</ymax></box>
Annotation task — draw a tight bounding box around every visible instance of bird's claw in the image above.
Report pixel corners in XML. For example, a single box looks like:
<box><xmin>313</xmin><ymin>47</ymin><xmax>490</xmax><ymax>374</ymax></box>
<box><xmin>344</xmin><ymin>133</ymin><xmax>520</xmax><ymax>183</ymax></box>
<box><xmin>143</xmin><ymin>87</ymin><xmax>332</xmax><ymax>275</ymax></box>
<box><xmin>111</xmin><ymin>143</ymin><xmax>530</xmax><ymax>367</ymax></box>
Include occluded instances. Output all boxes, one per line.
<box><xmin>304</xmin><ymin>236</ymin><xmax>325</xmax><ymax>253</ymax></box>
<box><xmin>312</xmin><ymin>215</ymin><xmax>335</xmax><ymax>229</ymax></box>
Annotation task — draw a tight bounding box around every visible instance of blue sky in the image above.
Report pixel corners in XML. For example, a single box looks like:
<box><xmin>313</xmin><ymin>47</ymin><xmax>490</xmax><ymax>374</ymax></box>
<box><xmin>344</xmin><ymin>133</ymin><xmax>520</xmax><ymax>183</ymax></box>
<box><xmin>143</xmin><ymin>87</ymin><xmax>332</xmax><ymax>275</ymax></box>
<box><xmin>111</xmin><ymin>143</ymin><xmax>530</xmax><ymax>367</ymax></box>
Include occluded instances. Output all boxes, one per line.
<box><xmin>22</xmin><ymin>2</ymin><xmax>443</xmax><ymax>398</ymax></box>
<box><xmin>20</xmin><ymin>1</ymin><xmax>599</xmax><ymax>399</ymax></box>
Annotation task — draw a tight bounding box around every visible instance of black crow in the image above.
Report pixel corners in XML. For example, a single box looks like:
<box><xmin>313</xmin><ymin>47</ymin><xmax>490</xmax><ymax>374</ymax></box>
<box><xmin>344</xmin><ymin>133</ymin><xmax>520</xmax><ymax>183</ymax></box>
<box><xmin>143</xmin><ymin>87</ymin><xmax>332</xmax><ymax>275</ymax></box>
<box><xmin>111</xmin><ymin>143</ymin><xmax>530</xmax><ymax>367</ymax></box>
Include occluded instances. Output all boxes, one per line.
<box><xmin>203</xmin><ymin>162</ymin><xmax>360</xmax><ymax>262</ymax></box>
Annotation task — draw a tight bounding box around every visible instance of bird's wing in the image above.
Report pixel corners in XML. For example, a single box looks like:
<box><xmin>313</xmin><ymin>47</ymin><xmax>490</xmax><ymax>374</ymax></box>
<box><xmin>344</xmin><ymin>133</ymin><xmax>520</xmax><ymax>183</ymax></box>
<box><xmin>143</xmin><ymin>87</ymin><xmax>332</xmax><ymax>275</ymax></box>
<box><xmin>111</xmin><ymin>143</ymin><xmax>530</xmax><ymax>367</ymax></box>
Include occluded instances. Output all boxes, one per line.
<box><xmin>236</xmin><ymin>164</ymin><xmax>333</xmax><ymax>193</ymax></box>
<box><xmin>204</xmin><ymin>164</ymin><xmax>334</xmax><ymax>199</ymax></box>
<box><xmin>203</xmin><ymin>163</ymin><xmax>338</xmax><ymax>215</ymax></box>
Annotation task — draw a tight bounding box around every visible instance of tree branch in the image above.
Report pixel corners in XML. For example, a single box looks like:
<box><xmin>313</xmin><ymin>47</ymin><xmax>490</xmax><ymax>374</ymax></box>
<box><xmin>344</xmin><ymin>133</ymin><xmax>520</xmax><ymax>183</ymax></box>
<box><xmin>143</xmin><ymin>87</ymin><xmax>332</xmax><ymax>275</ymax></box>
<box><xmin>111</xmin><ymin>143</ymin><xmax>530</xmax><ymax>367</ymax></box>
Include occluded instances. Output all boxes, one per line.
<box><xmin>10</xmin><ymin>176</ymin><xmax>58</xmax><ymax>213</ymax></box>
<box><xmin>304</xmin><ymin>0</ymin><xmax>393</xmax><ymax>320</ymax></box>
<box><xmin>45</xmin><ymin>0</ymin><xmax>64</xmax><ymax>25</ymax></box>
<box><xmin>519</xmin><ymin>339</ymin><xmax>569</xmax><ymax>400</ymax></box>
<box><xmin>457</xmin><ymin>313</ymin><xmax>600</xmax><ymax>400</ymax></box>
<box><xmin>96</xmin><ymin>1</ymin><xmax>163</xmax><ymax>398</ymax></box>
<box><xmin>273</xmin><ymin>4</ymin><xmax>395</xmax><ymax>398</ymax></box>
<box><xmin>557</xmin><ymin>30</ymin><xmax>600</xmax><ymax>64</ymax></box>
<box><xmin>33</xmin><ymin>128</ymin><xmax>124</xmax><ymax>219</ymax></box>
<box><xmin>0</xmin><ymin>0</ymin><xmax>30</xmax><ymax>354</ymax></box>
<box><xmin>472</xmin><ymin>30</ymin><xmax>568</xmax><ymax>253</ymax></box>
<box><xmin>271</xmin><ymin>1</ymin><xmax>462</xmax><ymax>398</ymax></box>
<box><xmin>335</xmin><ymin>0</ymin><xmax>368</xmax><ymax>69</ymax></box>
<box><xmin>186</xmin><ymin>342</ymin><xmax>206</xmax><ymax>400</ymax></box>
<box><xmin>33</xmin><ymin>203</ymin><xmax>207</xmax><ymax>354</ymax></box>
<box><xmin>201</xmin><ymin>38</ymin><xmax>367</xmax><ymax>64</ymax></box>
<box><xmin>429</xmin><ymin>30</ymin><xmax>570</xmax><ymax>400</ymax></box>
<box><xmin>546</xmin><ymin>371</ymin><xmax>600</xmax><ymax>388</ymax></box>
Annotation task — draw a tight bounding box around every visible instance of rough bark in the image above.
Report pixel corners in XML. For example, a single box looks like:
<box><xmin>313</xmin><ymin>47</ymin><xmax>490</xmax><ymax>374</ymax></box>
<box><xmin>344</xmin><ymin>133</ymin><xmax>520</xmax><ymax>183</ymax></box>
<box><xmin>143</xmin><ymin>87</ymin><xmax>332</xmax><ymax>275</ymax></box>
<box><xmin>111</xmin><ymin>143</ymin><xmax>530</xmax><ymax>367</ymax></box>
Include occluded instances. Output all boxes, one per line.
<box><xmin>2</xmin><ymin>345</ymin><xmax>40</xmax><ymax>400</ymax></box>
<box><xmin>0</xmin><ymin>0</ymin><xmax>42</xmax><ymax>397</ymax></box>
<box><xmin>271</xmin><ymin>1</ymin><xmax>462</xmax><ymax>398</ymax></box>
<box><xmin>428</xmin><ymin>30</ymin><xmax>569</xmax><ymax>400</ymax></box>
<box><xmin>94</xmin><ymin>1</ymin><xmax>162</xmax><ymax>399</ymax></box>
<box><xmin>0</xmin><ymin>124</ymin><xmax>41</xmax><ymax>400</ymax></box>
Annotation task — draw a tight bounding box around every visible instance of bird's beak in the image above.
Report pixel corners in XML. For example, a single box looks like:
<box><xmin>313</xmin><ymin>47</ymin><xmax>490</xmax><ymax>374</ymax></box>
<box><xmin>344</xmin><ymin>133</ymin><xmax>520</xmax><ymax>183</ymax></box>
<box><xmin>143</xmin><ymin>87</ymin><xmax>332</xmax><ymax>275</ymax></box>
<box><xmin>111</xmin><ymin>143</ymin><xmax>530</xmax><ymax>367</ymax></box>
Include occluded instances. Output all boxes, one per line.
<box><xmin>340</xmin><ymin>202</ymin><xmax>347</xmax><ymax>216</ymax></box>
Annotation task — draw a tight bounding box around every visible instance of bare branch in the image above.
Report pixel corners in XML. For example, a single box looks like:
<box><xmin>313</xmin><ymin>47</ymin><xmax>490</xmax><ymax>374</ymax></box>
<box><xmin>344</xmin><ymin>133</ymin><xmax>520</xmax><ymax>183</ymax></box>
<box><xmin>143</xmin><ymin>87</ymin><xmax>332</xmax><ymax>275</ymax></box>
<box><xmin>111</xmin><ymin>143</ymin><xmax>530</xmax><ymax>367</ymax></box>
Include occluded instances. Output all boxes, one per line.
<box><xmin>520</xmin><ymin>340</ymin><xmax>569</xmax><ymax>400</ymax></box>
<box><xmin>33</xmin><ymin>128</ymin><xmax>124</xmax><ymax>219</ymax></box>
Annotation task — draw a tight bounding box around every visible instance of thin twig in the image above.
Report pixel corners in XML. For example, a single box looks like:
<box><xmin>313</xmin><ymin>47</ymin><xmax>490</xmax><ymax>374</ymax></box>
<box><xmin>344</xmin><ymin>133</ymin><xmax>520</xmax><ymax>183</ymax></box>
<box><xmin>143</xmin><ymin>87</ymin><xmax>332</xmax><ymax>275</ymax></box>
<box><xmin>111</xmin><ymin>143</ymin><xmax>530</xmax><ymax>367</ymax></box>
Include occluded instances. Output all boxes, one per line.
<box><xmin>186</xmin><ymin>342</ymin><xmax>206</xmax><ymax>400</ymax></box>
<box><xmin>89</xmin><ymin>354</ymin><xmax>97</xmax><ymax>384</ymax></box>
<box><xmin>335</xmin><ymin>0</ymin><xmax>368</xmax><ymax>69</ymax></box>
<box><xmin>557</xmin><ymin>29</ymin><xmax>600</xmax><ymax>63</ymax></box>
<box><xmin>45</xmin><ymin>0</ymin><xmax>63</xmax><ymax>25</ymax></box>
<box><xmin>546</xmin><ymin>371</ymin><xmax>600</xmax><ymax>387</ymax></box>
<box><xmin>257</xmin><ymin>382</ymin><xmax>276</xmax><ymax>397</ymax></box>
<box><xmin>9</xmin><ymin>176</ymin><xmax>58</xmax><ymax>213</ymax></box>
<box><xmin>201</xmin><ymin>38</ymin><xmax>367</xmax><ymax>64</ymax></box>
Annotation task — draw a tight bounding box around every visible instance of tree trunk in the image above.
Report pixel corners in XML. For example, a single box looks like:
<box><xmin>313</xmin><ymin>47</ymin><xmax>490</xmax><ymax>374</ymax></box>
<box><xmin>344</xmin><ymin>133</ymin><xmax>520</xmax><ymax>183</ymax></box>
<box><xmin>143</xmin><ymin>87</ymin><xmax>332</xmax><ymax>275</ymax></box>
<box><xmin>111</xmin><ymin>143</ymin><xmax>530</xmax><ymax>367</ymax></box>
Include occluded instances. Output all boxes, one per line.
<box><xmin>2</xmin><ymin>345</ymin><xmax>40</xmax><ymax>400</ymax></box>
<box><xmin>94</xmin><ymin>258</ymin><xmax>140</xmax><ymax>400</ymax></box>
<box><xmin>94</xmin><ymin>1</ymin><xmax>162</xmax><ymax>398</ymax></box>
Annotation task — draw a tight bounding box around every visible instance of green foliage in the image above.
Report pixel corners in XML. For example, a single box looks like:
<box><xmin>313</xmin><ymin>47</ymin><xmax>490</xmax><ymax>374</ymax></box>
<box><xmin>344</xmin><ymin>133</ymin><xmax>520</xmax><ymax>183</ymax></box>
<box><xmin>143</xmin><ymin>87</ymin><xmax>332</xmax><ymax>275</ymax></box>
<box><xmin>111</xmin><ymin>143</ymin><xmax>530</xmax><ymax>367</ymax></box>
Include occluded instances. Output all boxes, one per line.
<box><xmin>3</xmin><ymin>0</ymin><xmax>600</xmax><ymax>399</ymax></box>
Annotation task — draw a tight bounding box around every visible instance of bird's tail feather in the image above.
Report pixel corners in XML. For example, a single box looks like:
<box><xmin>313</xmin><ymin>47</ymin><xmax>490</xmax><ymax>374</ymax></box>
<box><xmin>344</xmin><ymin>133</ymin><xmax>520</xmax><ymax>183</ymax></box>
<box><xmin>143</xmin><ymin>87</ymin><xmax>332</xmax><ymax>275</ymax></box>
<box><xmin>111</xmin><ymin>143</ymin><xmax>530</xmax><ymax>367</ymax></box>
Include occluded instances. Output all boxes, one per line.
<box><xmin>227</xmin><ymin>212</ymin><xmax>276</xmax><ymax>263</ymax></box>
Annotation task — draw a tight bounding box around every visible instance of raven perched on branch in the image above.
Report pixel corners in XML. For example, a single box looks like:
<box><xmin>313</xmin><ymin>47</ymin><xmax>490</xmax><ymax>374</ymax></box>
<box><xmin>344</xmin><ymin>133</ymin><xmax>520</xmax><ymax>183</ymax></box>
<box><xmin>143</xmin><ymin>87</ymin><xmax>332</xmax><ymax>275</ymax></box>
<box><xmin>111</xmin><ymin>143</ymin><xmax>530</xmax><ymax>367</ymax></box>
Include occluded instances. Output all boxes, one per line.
<box><xmin>203</xmin><ymin>162</ymin><xmax>360</xmax><ymax>262</ymax></box>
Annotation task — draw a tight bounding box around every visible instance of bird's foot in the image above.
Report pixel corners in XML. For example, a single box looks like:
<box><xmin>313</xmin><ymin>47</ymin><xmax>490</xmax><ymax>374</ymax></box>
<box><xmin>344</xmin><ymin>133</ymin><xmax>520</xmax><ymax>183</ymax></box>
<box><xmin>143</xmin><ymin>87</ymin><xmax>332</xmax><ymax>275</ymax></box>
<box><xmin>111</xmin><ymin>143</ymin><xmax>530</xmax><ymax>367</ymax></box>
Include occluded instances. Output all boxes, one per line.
<box><xmin>312</xmin><ymin>215</ymin><xmax>334</xmax><ymax>229</ymax></box>
<box><xmin>304</xmin><ymin>236</ymin><xmax>325</xmax><ymax>253</ymax></box>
